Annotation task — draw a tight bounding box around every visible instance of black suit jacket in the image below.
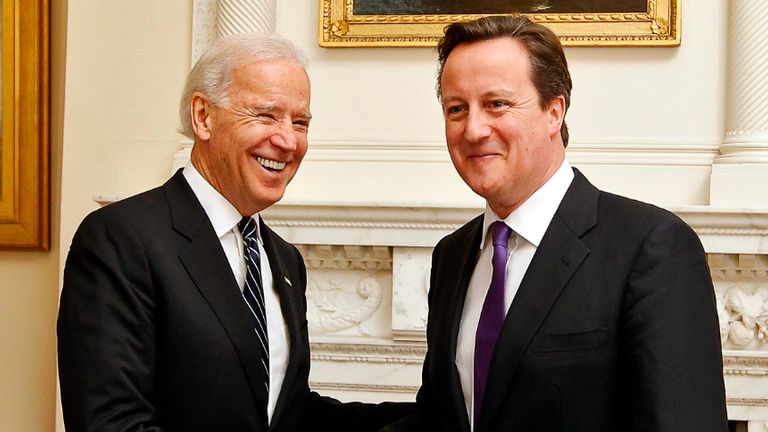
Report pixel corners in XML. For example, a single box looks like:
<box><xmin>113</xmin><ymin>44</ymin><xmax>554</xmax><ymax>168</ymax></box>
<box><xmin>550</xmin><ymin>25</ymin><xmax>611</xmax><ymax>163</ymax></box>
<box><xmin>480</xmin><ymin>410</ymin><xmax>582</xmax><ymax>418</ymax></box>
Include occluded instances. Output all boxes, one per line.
<box><xmin>383</xmin><ymin>169</ymin><xmax>727</xmax><ymax>432</ymax></box>
<box><xmin>58</xmin><ymin>170</ymin><xmax>410</xmax><ymax>432</ymax></box>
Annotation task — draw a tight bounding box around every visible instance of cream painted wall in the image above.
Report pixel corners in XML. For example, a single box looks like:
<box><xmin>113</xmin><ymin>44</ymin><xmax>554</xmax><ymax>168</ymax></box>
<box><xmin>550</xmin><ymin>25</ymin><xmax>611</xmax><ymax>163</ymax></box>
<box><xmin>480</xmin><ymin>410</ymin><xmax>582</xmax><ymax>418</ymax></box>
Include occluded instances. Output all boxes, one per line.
<box><xmin>0</xmin><ymin>251</ymin><xmax>59</xmax><ymax>432</ymax></box>
<box><xmin>59</xmin><ymin>0</ymin><xmax>192</xmax><ymax>281</ymax></box>
<box><xmin>0</xmin><ymin>1</ymin><xmax>66</xmax><ymax>431</ymax></box>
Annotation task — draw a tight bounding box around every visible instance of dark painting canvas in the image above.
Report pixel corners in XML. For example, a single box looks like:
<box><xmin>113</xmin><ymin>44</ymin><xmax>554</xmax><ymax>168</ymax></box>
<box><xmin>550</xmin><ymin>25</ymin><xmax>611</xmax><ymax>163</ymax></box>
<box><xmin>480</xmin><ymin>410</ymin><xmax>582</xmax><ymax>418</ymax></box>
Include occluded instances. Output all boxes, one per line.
<box><xmin>354</xmin><ymin>0</ymin><xmax>647</xmax><ymax>15</ymax></box>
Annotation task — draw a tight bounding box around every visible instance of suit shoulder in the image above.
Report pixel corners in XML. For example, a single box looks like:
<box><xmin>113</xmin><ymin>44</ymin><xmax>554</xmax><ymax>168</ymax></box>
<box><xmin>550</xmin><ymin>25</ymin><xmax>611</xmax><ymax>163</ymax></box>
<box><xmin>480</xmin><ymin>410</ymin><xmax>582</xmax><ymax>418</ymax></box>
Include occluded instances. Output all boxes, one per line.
<box><xmin>596</xmin><ymin>190</ymin><xmax>694</xmax><ymax>236</ymax></box>
<box><xmin>74</xmin><ymin>185</ymin><xmax>171</xmax><ymax>245</ymax></box>
<box><xmin>598</xmin><ymin>190</ymin><xmax>679</xmax><ymax>219</ymax></box>
<box><xmin>83</xmin><ymin>185</ymin><xmax>167</xmax><ymax>223</ymax></box>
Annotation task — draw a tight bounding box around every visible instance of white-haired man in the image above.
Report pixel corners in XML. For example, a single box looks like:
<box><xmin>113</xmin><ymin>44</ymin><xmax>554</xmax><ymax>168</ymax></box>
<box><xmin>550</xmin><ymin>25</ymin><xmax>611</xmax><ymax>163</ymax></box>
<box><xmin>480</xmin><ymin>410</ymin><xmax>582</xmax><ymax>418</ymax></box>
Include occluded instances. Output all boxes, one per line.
<box><xmin>58</xmin><ymin>34</ymin><xmax>412</xmax><ymax>432</ymax></box>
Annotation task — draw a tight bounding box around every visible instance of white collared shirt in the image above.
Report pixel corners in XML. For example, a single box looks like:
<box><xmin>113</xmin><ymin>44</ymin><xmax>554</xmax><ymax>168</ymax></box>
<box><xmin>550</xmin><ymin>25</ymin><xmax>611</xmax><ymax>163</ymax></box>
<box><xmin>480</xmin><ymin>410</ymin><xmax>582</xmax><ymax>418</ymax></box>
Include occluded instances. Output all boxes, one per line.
<box><xmin>183</xmin><ymin>162</ymin><xmax>289</xmax><ymax>424</ymax></box>
<box><xmin>455</xmin><ymin>159</ymin><xmax>575</xmax><ymax>429</ymax></box>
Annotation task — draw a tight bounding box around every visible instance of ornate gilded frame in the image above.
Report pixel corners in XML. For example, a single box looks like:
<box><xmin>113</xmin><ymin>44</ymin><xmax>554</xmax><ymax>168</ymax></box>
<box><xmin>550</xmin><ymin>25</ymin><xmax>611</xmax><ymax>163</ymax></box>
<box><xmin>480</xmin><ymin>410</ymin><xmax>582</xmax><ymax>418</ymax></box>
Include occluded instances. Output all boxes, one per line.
<box><xmin>0</xmin><ymin>0</ymin><xmax>49</xmax><ymax>249</ymax></box>
<box><xmin>319</xmin><ymin>0</ymin><xmax>680</xmax><ymax>47</ymax></box>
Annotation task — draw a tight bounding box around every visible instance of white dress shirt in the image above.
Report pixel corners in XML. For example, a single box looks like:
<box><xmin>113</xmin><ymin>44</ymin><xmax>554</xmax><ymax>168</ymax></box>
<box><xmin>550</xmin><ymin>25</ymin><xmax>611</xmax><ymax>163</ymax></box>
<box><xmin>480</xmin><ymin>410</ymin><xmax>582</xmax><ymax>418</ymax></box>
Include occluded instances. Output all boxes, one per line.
<box><xmin>183</xmin><ymin>162</ymin><xmax>289</xmax><ymax>424</ymax></box>
<box><xmin>455</xmin><ymin>159</ymin><xmax>574</xmax><ymax>429</ymax></box>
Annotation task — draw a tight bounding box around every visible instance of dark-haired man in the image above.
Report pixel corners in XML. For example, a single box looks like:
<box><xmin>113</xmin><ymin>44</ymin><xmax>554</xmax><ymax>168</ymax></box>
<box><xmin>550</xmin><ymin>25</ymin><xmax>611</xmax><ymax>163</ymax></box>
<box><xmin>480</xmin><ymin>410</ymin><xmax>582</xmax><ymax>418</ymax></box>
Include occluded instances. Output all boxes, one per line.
<box><xmin>384</xmin><ymin>15</ymin><xmax>727</xmax><ymax>432</ymax></box>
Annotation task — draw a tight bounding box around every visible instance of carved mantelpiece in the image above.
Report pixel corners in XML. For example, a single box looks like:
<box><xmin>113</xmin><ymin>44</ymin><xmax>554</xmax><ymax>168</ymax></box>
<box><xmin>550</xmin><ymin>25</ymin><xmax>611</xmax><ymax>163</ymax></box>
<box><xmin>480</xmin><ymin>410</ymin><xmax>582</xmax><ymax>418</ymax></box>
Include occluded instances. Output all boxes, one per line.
<box><xmin>711</xmin><ymin>252</ymin><xmax>768</xmax><ymax>422</ymax></box>
<box><xmin>298</xmin><ymin>245</ymin><xmax>392</xmax><ymax>339</ymax></box>
<box><xmin>309</xmin><ymin>343</ymin><xmax>425</xmax><ymax>401</ymax></box>
<box><xmin>294</xmin><ymin>242</ymin><xmax>428</xmax><ymax>402</ymax></box>
<box><xmin>673</xmin><ymin>206</ymin><xmax>768</xmax><ymax>255</ymax></box>
<box><xmin>712</xmin><ymin>254</ymin><xmax>768</xmax><ymax>350</ymax></box>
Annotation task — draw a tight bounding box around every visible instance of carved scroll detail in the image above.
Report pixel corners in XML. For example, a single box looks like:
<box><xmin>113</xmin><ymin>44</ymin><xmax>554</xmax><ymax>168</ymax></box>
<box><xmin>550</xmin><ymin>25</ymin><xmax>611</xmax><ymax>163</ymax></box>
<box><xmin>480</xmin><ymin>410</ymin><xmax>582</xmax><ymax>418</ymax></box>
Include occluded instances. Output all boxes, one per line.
<box><xmin>720</xmin><ymin>287</ymin><xmax>768</xmax><ymax>348</ymax></box>
<box><xmin>307</xmin><ymin>276</ymin><xmax>383</xmax><ymax>334</ymax></box>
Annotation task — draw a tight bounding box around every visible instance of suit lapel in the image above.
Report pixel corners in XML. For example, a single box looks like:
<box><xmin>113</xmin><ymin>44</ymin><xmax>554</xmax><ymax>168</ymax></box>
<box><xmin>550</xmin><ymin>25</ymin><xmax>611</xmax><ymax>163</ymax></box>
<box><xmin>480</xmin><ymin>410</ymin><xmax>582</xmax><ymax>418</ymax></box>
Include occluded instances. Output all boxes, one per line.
<box><xmin>475</xmin><ymin>170</ymin><xmax>598</xmax><ymax>432</ymax></box>
<box><xmin>259</xmin><ymin>219</ymin><xmax>304</xmax><ymax>429</ymax></box>
<box><xmin>436</xmin><ymin>216</ymin><xmax>483</xmax><ymax>432</ymax></box>
<box><xmin>165</xmin><ymin>171</ymin><xmax>270</xmax><ymax>427</ymax></box>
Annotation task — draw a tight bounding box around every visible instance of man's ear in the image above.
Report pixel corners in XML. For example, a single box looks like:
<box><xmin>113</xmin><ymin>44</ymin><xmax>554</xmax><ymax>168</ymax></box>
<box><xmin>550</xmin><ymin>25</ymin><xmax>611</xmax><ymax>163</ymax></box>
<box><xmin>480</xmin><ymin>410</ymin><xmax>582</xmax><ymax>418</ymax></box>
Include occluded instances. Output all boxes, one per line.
<box><xmin>547</xmin><ymin>95</ymin><xmax>566</xmax><ymax>138</ymax></box>
<box><xmin>191</xmin><ymin>92</ymin><xmax>213</xmax><ymax>141</ymax></box>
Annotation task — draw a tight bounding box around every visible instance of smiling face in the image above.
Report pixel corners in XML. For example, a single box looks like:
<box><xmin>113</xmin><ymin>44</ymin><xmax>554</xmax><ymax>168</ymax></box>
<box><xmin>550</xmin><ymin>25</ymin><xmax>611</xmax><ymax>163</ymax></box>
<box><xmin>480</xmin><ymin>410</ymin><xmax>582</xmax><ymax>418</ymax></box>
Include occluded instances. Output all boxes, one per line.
<box><xmin>440</xmin><ymin>37</ymin><xmax>566</xmax><ymax>218</ymax></box>
<box><xmin>190</xmin><ymin>59</ymin><xmax>311</xmax><ymax>216</ymax></box>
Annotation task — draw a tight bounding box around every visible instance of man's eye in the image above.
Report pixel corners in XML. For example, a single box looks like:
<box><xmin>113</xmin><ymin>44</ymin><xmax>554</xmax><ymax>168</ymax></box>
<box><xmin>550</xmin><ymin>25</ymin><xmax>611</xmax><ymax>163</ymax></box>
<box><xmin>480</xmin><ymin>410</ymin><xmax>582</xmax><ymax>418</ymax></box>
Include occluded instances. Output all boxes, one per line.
<box><xmin>445</xmin><ymin>105</ymin><xmax>465</xmax><ymax>116</ymax></box>
<box><xmin>489</xmin><ymin>100</ymin><xmax>509</xmax><ymax>109</ymax></box>
<box><xmin>293</xmin><ymin>121</ymin><xmax>309</xmax><ymax>131</ymax></box>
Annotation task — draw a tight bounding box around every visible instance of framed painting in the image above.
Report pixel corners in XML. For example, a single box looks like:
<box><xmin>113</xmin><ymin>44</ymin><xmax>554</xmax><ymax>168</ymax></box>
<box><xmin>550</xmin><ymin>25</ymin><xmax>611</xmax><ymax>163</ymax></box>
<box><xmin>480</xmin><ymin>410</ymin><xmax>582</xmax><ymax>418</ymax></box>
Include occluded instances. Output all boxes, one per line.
<box><xmin>0</xmin><ymin>0</ymin><xmax>49</xmax><ymax>249</ymax></box>
<box><xmin>319</xmin><ymin>0</ymin><xmax>680</xmax><ymax>47</ymax></box>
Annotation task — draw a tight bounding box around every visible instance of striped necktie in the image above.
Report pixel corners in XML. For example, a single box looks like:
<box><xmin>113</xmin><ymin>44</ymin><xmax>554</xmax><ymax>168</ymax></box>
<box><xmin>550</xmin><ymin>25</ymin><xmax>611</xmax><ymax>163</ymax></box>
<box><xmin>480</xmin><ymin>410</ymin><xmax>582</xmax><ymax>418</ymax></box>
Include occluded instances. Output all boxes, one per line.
<box><xmin>238</xmin><ymin>216</ymin><xmax>270</xmax><ymax>396</ymax></box>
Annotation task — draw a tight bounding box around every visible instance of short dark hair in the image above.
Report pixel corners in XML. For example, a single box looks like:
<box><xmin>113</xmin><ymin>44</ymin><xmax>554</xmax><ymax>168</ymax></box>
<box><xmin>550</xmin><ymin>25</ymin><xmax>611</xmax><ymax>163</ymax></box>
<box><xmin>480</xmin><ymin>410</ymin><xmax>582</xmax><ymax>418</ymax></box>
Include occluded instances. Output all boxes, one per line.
<box><xmin>437</xmin><ymin>15</ymin><xmax>573</xmax><ymax>147</ymax></box>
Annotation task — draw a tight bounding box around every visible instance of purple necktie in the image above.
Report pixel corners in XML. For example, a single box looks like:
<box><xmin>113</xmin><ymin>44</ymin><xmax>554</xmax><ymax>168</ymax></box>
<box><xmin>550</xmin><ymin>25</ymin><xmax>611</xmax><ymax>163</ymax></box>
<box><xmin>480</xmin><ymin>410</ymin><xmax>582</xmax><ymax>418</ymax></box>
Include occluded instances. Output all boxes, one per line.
<box><xmin>474</xmin><ymin>221</ymin><xmax>512</xmax><ymax>422</ymax></box>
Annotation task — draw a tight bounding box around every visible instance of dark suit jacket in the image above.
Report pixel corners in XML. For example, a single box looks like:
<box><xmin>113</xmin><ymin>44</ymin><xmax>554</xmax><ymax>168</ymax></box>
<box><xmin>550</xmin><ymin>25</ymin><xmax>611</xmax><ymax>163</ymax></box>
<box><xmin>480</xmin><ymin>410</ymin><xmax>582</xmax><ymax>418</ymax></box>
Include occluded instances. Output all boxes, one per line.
<box><xmin>383</xmin><ymin>169</ymin><xmax>727</xmax><ymax>432</ymax></box>
<box><xmin>58</xmin><ymin>170</ymin><xmax>410</xmax><ymax>432</ymax></box>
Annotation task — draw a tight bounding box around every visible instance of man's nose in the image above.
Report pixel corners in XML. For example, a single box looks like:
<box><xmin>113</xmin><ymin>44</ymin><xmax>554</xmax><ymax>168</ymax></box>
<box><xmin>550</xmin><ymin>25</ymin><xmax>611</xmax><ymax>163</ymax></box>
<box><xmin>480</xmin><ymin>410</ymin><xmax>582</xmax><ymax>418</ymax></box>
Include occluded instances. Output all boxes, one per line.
<box><xmin>269</xmin><ymin>122</ymin><xmax>298</xmax><ymax>151</ymax></box>
<box><xmin>464</xmin><ymin>110</ymin><xmax>491</xmax><ymax>143</ymax></box>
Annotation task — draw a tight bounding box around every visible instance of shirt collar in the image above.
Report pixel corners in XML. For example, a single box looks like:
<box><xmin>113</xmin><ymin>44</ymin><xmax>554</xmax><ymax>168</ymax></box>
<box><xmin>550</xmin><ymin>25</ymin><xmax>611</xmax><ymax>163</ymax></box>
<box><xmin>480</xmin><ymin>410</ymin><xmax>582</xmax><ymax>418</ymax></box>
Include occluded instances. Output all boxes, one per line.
<box><xmin>480</xmin><ymin>159</ymin><xmax>574</xmax><ymax>249</ymax></box>
<box><xmin>182</xmin><ymin>161</ymin><xmax>261</xmax><ymax>239</ymax></box>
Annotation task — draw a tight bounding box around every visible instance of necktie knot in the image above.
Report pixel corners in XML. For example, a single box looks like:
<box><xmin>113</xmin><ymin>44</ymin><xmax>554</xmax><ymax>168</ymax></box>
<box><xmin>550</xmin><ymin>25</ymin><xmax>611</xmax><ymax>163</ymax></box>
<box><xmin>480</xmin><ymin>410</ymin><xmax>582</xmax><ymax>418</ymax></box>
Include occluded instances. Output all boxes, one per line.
<box><xmin>238</xmin><ymin>216</ymin><xmax>257</xmax><ymax>242</ymax></box>
<box><xmin>491</xmin><ymin>221</ymin><xmax>511</xmax><ymax>248</ymax></box>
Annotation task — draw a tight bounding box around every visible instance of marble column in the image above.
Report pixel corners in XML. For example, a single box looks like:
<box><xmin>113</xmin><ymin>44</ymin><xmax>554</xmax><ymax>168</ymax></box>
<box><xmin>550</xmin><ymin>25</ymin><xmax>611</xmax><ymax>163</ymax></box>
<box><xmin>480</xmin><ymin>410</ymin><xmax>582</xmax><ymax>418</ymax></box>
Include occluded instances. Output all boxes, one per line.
<box><xmin>710</xmin><ymin>0</ymin><xmax>768</xmax><ymax>206</ymax></box>
<box><xmin>192</xmin><ymin>0</ymin><xmax>278</xmax><ymax>61</ymax></box>
<box><xmin>217</xmin><ymin>0</ymin><xmax>277</xmax><ymax>37</ymax></box>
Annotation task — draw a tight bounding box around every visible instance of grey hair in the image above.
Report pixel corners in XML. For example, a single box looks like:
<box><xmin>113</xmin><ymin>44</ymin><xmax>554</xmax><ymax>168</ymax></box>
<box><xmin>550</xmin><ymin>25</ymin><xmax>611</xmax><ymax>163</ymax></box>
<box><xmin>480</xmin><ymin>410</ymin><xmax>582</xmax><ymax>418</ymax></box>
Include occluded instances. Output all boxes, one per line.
<box><xmin>178</xmin><ymin>33</ymin><xmax>308</xmax><ymax>139</ymax></box>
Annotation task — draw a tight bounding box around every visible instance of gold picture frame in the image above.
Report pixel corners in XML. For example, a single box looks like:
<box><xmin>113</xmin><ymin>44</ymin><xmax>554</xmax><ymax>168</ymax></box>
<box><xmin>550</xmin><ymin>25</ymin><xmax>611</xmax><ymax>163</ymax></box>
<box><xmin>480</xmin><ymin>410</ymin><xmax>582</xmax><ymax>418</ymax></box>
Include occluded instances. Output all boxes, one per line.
<box><xmin>0</xmin><ymin>0</ymin><xmax>49</xmax><ymax>249</ymax></box>
<box><xmin>320</xmin><ymin>0</ymin><xmax>680</xmax><ymax>47</ymax></box>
